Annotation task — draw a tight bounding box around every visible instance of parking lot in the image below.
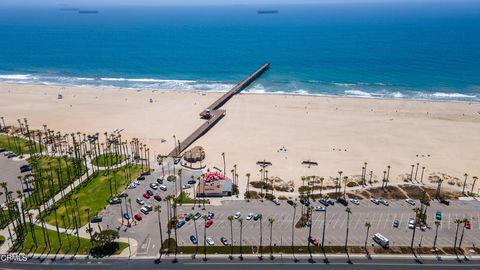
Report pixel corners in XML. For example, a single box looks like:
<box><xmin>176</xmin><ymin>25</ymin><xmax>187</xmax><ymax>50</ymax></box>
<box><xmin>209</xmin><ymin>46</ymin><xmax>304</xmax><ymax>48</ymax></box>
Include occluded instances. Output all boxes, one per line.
<box><xmin>100</xmin><ymin>169</ymin><xmax>480</xmax><ymax>257</ymax></box>
<box><xmin>0</xmin><ymin>153</ymin><xmax>28</xmax><ymax>204</ymax></box>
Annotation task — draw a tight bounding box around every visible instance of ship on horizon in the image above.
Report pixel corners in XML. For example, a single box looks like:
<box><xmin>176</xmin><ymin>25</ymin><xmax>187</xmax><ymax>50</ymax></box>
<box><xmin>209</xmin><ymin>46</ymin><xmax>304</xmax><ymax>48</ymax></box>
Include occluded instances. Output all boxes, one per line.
<box><xmin>257</xmin><ymin>10</ymin><xmax>279</xmax><ymax>14</ymax></box>
<box><xmin>78</xmin><ymin>10</ymin><xmax>99</xmax><ymax>14</ymax></box>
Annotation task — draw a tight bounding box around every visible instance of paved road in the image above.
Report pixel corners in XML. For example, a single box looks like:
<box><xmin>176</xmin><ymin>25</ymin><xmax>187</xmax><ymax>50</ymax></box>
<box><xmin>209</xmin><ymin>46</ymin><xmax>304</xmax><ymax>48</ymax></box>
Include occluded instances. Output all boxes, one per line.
<box><xmin>1</xmin><ymin>256</ymin><xmax>480</xmax><ymax>270</ymax></box>
<box><xmin>99</xmin><ymin>168</ymin><xmax>480</xmax><ymax>258</ymax></box>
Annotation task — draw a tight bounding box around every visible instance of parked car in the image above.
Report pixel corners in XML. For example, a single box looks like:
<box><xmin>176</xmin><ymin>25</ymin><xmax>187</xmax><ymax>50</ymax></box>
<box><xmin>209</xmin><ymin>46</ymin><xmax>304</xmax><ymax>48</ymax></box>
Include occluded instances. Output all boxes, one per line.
<box><xmin>156</xmin><ymin>178</ymin><xmax>163</xmax><ymax>184</ymax></box>
<box><xmin>319</xmin><ymin>198</ymin><xmax>329</xmax><ymax>206</ymax></box>
<box><xmin>143</xmin><ymin>193</ymin><xmax>151</xmax><ymax>199</ymax></box>
<box><xmin>465</xmin><ymin>220</ymin><xmax>471</xmax><ymax>230</ymax></box>
<box><xmin>123</xmin><ymin>213</ymin><xmax>131</xmax><ymax>220</ymax></box>
<box><xmin>7</xmin><ymin>153</ymin><xmax>16</xmax><ymax>158</ymax></box>
<box><xmin>20</xmin><ymin>165</ymin><xmax>31</xmax><ymax>173</ymax></box>
<box><xmin>137</xmin><ymin>176</ymin><xmax>146</xmax><ymax>181</ymax></box>
<box><xmin>253</xmin><ymin>214</ymin><xmax>260</xmax><ymax>221</ymax></box>
<box><xmin>133</xmin><ymin>180</ymin><xmax>141</xmax><ymax>186</ymax></box>
<box><xmin>380</xmin><ymin>199</ymin><xmax>389</xmax><ymax>206</ymax></box>
<box><xmin>440</xmin><ymin>198</ymin><xmax>450</xmax><ymax>206</ymax></box>
<box><xmin>405</xmin><ymin>199</ymin><xmax>416</xmax><ymax>206</ymax></box>
<box><xmin>206</xmin><ymin>237</ymin><xmax>215</xmax><ymax>245</ymax></box>
<box><xmin>205</xmin><ymin>220</ymin><xmax>214</xmax><ymax>228</ymax></box>
<box><xmin>327</xmin><ymin>199</ymin><xmax>335</xmax><ymax>205</ymax></box>
<box><xmin>136</xmin><ymin>197</ymin><xmax>145</xmax><ymax>205</ymax></box>
<box><xmin>154</xmin><ymin>195</ymin><xmax>162</xmax><ymax>201</ymax></box>
<box><xmin>176</xmin><ymin>220</ymin><xmax>186</xmax><ymax>228</ymax></box>
<box><xmin>308</xmin><ymin>236</ymin><xmax>319</xmax><ymax>246</ymax></box>
<box><xmin>337</xmin><ymin>198</ymin><xmax>349</xmax><ymax>206</ymax></box>
<box><xmin>246</xmin><ymin>213</ymin><xmax>254</xmax><ymax>221</ymax></box>
<box><xmin>182</xmin><ymin>184</ymin><xmax>192</xmax><ymax>189</ymax></box>
<box><xmin>315</xmin><ymin>206</ymin><xmax>326</xmax><ymax>212</ymax></box>
<box><xmin>118</xmin><ymin>191</ymin><xmax>128</xmax><ymax>198</ymax></box>
<box><xmin>159</xmin><ymin>184</ymin><xmax>167</xmax><ymax>191</ymax></box>
<box><xmin>273</xmin><ymin>199</ymin><xmax>281</xmax><ymax>205</ymax></box>
<box><xmin>140</xmin><ymin>207</ymin><xmax>149</xmax><ymax>214</ymax></box>
<box><xmin>190</xmin><ymin>235</ymin><xmax>198</xmax><ymax>245</ymax></box>
<box><xmin>371</xmin><ymin>198</ymin><xmax>380</xmax><ymax>205</ymax></box>
<box><xmin>144</xmin><ymin>204</ymin><xmax>153</xmax><ymax>211</ymax></box>
<box><xmin>185</xmin><ymin>213</ymin><xmax>193</xmax><ymax>221</ymax></box>
<box><xmin>146</xmin><ymin>190</ymin><xmax>154</xmax><ymax>196</ymax></box>
<box><xmin>134</xmin><ymin>214</ymin><xmax>142</xmax><ymax>221</ymax></box>
<box><xmin>194</xmin><ymin>212</ymin><xmax>201</xmax><ymax>220</ymax></box>
<box><xmin>234</xmin><ymin>212</ymin><xmax>241</xmax><ymax>219</ymax></box>
<box><xmin>109</xmin><ymin>197</ymin><xmax>122</xmax><ymax>204</ymax></box>
<box><xmin>187</xmin><ymin>180</ymin><xmax>197</xmax><ymax>185</ymax></box>
<box><xmin>435</xmin><ymin>211</ymin><xmax>442</xmax><ymax>221</ymax></box>
<box><xmin>207</xmin><ymin>212</ymin><xmax>215</xmax><ymax>220</ymax></box>
<box><xmin>3</xmin><ymin>151</ymin><xmax>12</xmax><ymax>156</ymax></box>
<box><xmin>220</xmin><ymin>237</ymin><xmax>230</xmax><ymax>246</ymax></box>
<box><xmin>150</xmin><ymin>183</ymin><xmax>158</xmax><ymax>190</ymax></box>
<box><xmin>393</xmin><ymin>219</ymin><xmax>400</xmax><ymax>228</ymax></box>
<box><xmin>408</xmin><ymin>218</ymin><xmax>415</xmax><ymax>229</ymax></box>
<box><xmin>350</xmin><ymin>199</ymin><xmax>360</xmax><ymax>205</ymax></box>
<box><xmin>90</xmin><ymin>216</ymin><xmax>102</xmax><ymax>223</ymax></box>
<box><xmin>128</xmin><ymin>183</ymin><xmax>136</xmax><ymax>189</ymax></box>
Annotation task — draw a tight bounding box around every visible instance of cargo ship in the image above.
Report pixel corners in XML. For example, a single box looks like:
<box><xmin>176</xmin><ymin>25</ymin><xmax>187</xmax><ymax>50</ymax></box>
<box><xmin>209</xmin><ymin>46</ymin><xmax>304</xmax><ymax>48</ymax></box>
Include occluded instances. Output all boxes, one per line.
<box><xmin>257</xmin><ymin>10</ymin><xmax>279</xmax><ymax>14</ymax></box>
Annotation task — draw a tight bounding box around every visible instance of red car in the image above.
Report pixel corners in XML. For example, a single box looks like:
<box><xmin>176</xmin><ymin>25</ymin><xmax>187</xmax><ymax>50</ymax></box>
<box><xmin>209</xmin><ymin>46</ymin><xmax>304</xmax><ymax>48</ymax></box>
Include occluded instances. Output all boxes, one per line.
<box><xmin>134</xmin><ymin>214</ymin><xmax>142</xmax><ymax>221</ymax></box>
<box><xmin>154</xmin><ymin>195</ymin><xmax>162</xmax><ymax>201</ymax></box>
<box><xmin>143</xmin><ymin>193</ymin><xmax>151</xmax><ymax>199</ymax></box>
<box><xmin>465</xmin><ymin>220</ymin><xmax>471</xmax><ymax>230</ymax></box>
<box><xmin>205</xmin><ymin>220</ymin><xmax>214</xmax><ymax>228</ymax></box>
<box><xmin>308</xmin><ymin>236</ymin><xmax>319</xmax><ymax>246</ymax></box>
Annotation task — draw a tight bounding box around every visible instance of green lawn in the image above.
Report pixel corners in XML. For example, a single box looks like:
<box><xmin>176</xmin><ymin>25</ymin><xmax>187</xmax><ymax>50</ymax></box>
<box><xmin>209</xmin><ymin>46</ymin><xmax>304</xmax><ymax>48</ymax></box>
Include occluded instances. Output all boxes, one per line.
<box><xmin>0</xmin><ymin>134</ymin><xmax>38</xmax><ymax>154</ymax></box>
<box><xmin>0</xmin><ymin>235</ymin><xmax>5</xmax><ymax>247</ymax></box>
<box><xmin>0</xmin><ymin>209</ymin><xmax>19</xmax><ymax>229</ymax></box>
<box><xmin>92</xmin><ymin>153</ymin><xmax>127</xmax><ymax>167</ymax></box>
<box><xmin>176</xmin><ymin>191</ymin><xmax>209</xmax><ymax>205</ymax></box>
<box><xmin>24</xmin><ymin>156</ymin><xmax>86</xmax><ymax>209</ymax></box>
<box><xmin>42</xmin><ymin>165</ymin><xmax>142</xmax><ymax>228</ymax></box>
<box><xmin>8</xmin><ymin>223</ymin><xmax>128</xmax><ymax>255</ymax></box>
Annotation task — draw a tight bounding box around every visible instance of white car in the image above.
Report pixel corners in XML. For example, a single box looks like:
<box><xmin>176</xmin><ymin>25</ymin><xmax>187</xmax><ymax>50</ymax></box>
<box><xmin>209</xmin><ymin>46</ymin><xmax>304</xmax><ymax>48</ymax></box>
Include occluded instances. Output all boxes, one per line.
<box><xmin>136</xmin><ymin>198</ymin><xmax>145</xmax><ymax>205</ymax></box>
<box><xmin>159</xmin><ymin>184</ymin><xmax>167</xmax><ymax>191</ymax></box>
<box><xmin>150</xmin><ymin>183</ymin><xmax>159</xmax><ymax>190</ymax></box>
<box><xmin>246</xmin><ymin>213</ymin><xmax>254</xmax><ymax>221</ymax></box>
<box><xmin>315</xmin><ymin>206</ymin><xmax>326</xmax><ymax>212</ymax></box>
<box><xmin>133</xmin><ymin>180</ymin><xmax>141</xmax><ymax>186</ymax></box>
<box><xmin>273</xmin><ymin>199</ymin><xmax>281</xmax><ymax>205</ymax></box>
<box><xmin>234</xmin><ymin>212</ymin><xmax>241</xmax><ymax>219</ymax></box>
<box><xmin>206</xmin><ymin>237</ymin><xmax>215</xmax><ymax>245</ymax></box>
<box><xmin>128</xmin><ymin>183</ymin><xmax>137</xmax><ymax>189</ymax></box>
<box><xmin>405</xmin><ymin>198</ymin><xmax>415</xmax><ymax>206</ymax></box>
<box><xmin>350</xmin><ymin>199</ymin><xmax>360</xmax><ymax>205</ymax></box>
<box><xmin>408</xmin><ymin>218</ymin><xmax>415</xmax><ymax>229</ymax></box>
<box><xmin>380</xmin><ymin>199</ymin><xmax>389</xmax><ymax>206</ymax></box>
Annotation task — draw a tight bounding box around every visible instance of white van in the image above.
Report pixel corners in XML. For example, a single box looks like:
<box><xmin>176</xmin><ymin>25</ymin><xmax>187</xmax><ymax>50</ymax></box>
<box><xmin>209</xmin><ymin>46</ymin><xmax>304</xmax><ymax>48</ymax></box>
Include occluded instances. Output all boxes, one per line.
<box><xmin>373</xmin><ymin>233</ymin><xmax>389</xmax><ymax>248</ymax></box>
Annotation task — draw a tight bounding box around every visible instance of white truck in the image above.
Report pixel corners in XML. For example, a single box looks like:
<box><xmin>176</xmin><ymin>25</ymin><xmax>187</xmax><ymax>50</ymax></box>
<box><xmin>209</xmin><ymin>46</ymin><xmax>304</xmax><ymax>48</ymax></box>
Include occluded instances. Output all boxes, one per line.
<box><xmin>373</xmin><ymin>233</ymin><xmax>389</xmax><ymax>248</ymax></box>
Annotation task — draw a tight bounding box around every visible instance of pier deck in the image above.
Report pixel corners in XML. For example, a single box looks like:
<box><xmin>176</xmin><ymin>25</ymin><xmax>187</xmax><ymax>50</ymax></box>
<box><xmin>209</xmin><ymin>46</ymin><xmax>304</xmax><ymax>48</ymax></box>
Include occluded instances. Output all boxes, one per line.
<box><xmin>168</xmin><ymin>63</ymin><xmax>269</xmax><ymax>157</ymax></box>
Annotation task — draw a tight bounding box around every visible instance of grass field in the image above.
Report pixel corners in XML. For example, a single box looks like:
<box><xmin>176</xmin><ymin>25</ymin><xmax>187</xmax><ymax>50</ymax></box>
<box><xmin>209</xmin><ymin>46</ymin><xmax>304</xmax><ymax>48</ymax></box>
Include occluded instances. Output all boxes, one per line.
<box><xmin>92</xmin><ymin>153</ymin><xmax>127</xmax><ymax>167</ymax></box>
<box><xmin>0</xmin><ymin>134</ymin><xmax>38</xmax><ymax>154</ymax></box>
<box><xmin>24</xmin><ymin>156</ymin><xmax>86</xmax><ymax>209</ymax></box>
<box><xmin>0</xmin><ymin>235</ymin><xmax>4</xmax><ymax>247</ymax></box>
<box><xmin>42</xmin><ymin>164</ymin><xmax>142</xmax><ymax>228</ymax></box>
<box><xmin>0</xmin><ymin>209</ymin><xmax>19</xmax><ymax>229</ymax></box>
<box><xmin>8</xmin><ymin>223</ymin><xmax>128</xmax><ymax>255</ymax></box>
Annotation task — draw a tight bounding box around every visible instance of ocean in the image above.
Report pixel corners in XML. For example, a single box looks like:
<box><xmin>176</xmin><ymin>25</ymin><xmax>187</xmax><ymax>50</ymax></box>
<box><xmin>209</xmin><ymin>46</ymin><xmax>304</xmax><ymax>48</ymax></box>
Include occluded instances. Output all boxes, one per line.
<box><xmin>1</xmin><ymin>2</ymin><xmax>480</xmax><ymax>102</ymax></box>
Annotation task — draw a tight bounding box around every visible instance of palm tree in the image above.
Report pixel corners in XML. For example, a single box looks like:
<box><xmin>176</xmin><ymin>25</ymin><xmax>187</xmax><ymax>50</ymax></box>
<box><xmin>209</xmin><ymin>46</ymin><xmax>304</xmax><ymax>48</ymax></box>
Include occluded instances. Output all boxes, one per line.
<box><xmin>193</xmin><ymin>212</ymin><xmax>199</xmax><ymax>257</ymax></box>
<box><xmin>364</xmin><ymin>222</ymin><xmax>371</xmax><ymax>253</ymax></box>
<box><xmin>433</xmin><ymin>220</ymin><xmax>441</xmax><ymax>251</ymax></box>
<box><xmin>172</xmin><ymin>202</ymin><xmax>178</xmax><ymax>262</ymax></box>
<box><xmin>202</xmin><ymin>214</ymin><xmax>208</xmax><ymax>261</ymax></box>
<box><xmin>245</xmin><ymin>173</ymin><xmax>251</xmax><ymax>201</ymax></box>
<box><xmin>345</xmin><ymin>207</ymin><xmax>352</xmax><ymax>257</ymax></box>
<box><xmin>258</xmin><ymin>213</ymin><xmax>263</xmax><ymax>259</ymax></box>
<box><xmin>436</xmin><ymin>179</ymin><xmax>443</xmax><ymax>199</ymax></box>
<box><xmin>453</xmin><ymin>218</ymin><xmax>462</xmax><ymax>252</ymax></box>
<box><xmin>462</xmin><ymin>173</ymin><xmax>468</xmax><ymax>195</ymax></box>
<box><xmin>291</xmin><ymin>203</ymin><xmax>297</xmax><ymax>261</ymax></box>
<box><xmin>306</xmin><ymin>206</ymin><xmax>314</xmax><ymax>262</ymax></box>
<box><xmin>458</xmin><ymin>218</ymin><xmax>468</xmax><ymax>250</ymax></box>
<box><xmin>155</xmin><ymin>205</ymin><xmax>164</xmax><ymax>254</ymax></box>
<box><xmin>411</xmin><ymin>207</ymin><xmax>420</xmax><ymax>249</ymax></box>
<box><xmin>227</xmin><ymin>215</ymin><xmax>234</xmax><ymax>259</ymax></box>
<box><xmin>238</xmin><ymin>218</ymin><xmax>244</xmax><ymax>260</ymax></box>
<box><xmin>471</xmin><ymin>176</ymin><xmax>478</xmax><ymax>196</ymax></box>
<box><xmin>268</xmin><ymin>217</ymin><xmax>274</xmax><ymax>259</ymax></box>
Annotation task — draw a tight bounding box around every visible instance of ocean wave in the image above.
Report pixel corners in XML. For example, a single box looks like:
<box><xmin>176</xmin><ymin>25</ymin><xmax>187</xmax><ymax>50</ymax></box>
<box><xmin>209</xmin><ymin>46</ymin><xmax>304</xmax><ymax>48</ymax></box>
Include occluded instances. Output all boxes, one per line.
<box><xmin>431</xmin><ymin>92</ymin><xmax>477</xmax><ymax>98</ymax></box>
<box><xmin>0</xmin><ymin>74</ymin><xmax>33</xmax><ymax>80</ymax></box>
<box><xmin>344</xmin><ymin>89</ymin><xmax>373</xmax><ymax>97</ymax></box>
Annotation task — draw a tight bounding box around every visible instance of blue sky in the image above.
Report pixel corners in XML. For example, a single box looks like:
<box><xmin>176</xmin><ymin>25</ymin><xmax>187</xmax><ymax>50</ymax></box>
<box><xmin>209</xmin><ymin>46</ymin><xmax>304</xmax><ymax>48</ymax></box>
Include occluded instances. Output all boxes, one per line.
<box><xmin>0</xmin><ymin>0</ymin><xmax>464</xmax><ymax>6</ymax></box>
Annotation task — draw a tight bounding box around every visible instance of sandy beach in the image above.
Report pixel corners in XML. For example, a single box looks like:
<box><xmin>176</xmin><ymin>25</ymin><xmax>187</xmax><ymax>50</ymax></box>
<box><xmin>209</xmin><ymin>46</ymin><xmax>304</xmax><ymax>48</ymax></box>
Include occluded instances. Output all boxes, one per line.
<box><xmin>1</xmin><ymin>83</ymin><xmax>480</xmax><ymax>191</ymax></box>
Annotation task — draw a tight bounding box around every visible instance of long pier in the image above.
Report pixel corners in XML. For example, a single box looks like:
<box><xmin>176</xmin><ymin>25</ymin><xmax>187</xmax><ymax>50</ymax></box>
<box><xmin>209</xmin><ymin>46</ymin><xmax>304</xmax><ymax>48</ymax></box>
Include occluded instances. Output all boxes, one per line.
<box><xmin>168</xmin><ymin>63</ymin><xmax>270</xmax><ymax>157</ymax></box>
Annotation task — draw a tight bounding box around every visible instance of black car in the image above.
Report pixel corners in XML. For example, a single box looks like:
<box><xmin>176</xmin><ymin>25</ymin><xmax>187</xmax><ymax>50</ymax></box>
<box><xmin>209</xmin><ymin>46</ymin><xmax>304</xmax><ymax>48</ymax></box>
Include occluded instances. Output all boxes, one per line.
<box><xmin>90</xmin><ymin>216</ymin><xmax>103</xmax><ymax>223</ymax></box>
<box><xmin>7</xmin><ymin>153</ymin><xmax>17</xmax><ymax>158</ymax></box>
<box><xmin>146</xmin><ymin>190</ymin><xmax>154</xmax><ymax>196</ymax></box>
<box><xmin>20</xmin><ymin>166</ymin><xmax>31</xmax><ymax>173</ymax></box>
<box><xmin>220</xmin><ymin>237</ymin><xmax>230</xmax><ymax>246</ymax></box>
<box><xmin>319</xmin><ymin>198</ymin><xmax>329</xmax><ymax>206</ymax></box>
<box><xmin>156</xmin><ymin>178</ymin><xmax>163</xmax><ymax>184</ymax></box>
<box><xmin>207</xmin><ymin>212</ymin><xmax>215</xmax><ymax>220</ymax></box>
<box><xmin>109</xmin><ymin>197</ymin><xmax>122</xmax><ymax>204</ymax></box>
<box><xmin>337</xmin><ymin>198</ymin><xmax>349</xmax><ymax>206</ymax></box>
<box><xmin>287</xmin><ymin>199</ymin><xmax>294</xmax><ymax>206</ymax></box>
<box><xmin>137</xmin><ymin>175</ymin><xmax>146</xmax><ymax>181</ymax></box>
<box><xmin>440</xmin><ymin>198</ymin><xmax>450</xmax><ymax>205</ymax></box>
<box><xmin>185</xmin><ymin>213</ymin><xmax>193</xmax><ymax>221</ymax></box>
<box><xmin>328</xmin><ymin>199</ymin><xmax>335</xmax><ymax>206</ymax></box>
<box><xmin>0</xmin><ymin>148</ymin><xmax>6</xmax><ymax>153</ymax></box>
<box><xmin>187</xmin><ymin>180</ymin><xmax>197</xmax><ymax>185</ymax></box>
<box><xmin>253</xmin><ymin>214</ymin><xmax>259</xmax><ymax>221</ymax></box>
<box><xmin>194</xmin><ymin>212</ymin><xmax>202</xmax><ymax>220</ymax></box>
